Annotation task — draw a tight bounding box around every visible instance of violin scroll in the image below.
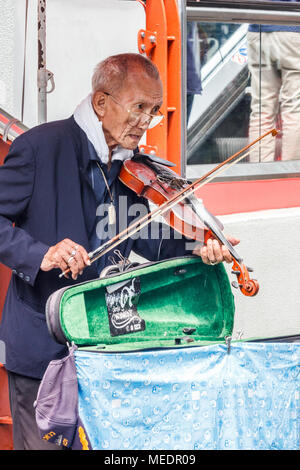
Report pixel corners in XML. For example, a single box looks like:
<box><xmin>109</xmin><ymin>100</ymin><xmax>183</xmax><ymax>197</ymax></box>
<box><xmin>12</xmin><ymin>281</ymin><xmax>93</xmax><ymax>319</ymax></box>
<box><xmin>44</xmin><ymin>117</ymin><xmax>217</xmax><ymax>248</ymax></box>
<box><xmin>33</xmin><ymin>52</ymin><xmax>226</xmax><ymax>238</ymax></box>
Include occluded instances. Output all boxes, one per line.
<box><xmin>204</xmin><ymin>230</ymin><xmax>259</xmax><ymax>297</ymax></box>
<box><xmin>231</xmin><ymin>259</ymin><xmax>259</xmax><ymax>297</ymax></box>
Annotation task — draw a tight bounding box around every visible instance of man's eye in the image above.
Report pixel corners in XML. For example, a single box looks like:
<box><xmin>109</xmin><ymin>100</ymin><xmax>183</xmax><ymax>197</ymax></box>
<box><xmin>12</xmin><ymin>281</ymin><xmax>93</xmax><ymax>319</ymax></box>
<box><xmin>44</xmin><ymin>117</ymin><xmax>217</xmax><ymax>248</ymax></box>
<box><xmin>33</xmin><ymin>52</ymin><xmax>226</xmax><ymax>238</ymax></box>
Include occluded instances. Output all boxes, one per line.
<box><xmin>152</xmin><ymin>106</ymin><xmax>160</xmax><ymax>115</ymax></box>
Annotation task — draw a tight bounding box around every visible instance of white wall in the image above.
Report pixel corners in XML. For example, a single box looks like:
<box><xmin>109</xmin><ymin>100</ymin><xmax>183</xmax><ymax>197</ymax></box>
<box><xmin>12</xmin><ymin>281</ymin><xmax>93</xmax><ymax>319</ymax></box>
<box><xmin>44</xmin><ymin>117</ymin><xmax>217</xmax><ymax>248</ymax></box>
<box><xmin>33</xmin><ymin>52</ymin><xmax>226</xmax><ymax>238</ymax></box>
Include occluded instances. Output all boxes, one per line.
<box><xmin>0</xmin><ymin>0</ymin><xmax>20</xmax><ymax>117</ymax></box>
<box><xmin>219</xmin><ymin>207</ymin><xmax>300</xmax><ymax>340</ymax></box>
<box><xmin>0</xmin><ymin>0</ymin><xmax>145</xmax><ymax>127</ymax></box>
<box><xmin>131</xmin><ymin>207</ymin><xmax>300</xmax><ymax>341</ymax></box>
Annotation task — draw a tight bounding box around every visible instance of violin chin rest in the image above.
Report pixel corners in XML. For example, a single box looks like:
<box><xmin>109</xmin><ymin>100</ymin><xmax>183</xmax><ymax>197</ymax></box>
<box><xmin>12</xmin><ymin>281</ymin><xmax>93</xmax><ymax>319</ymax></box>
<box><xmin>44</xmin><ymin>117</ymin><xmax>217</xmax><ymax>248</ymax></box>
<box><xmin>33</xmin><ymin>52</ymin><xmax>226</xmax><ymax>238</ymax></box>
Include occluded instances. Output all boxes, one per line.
<box><xmin>134</xmin><ymin>152</ymin><xmax>177</xmax><ymax>167</ymax></box>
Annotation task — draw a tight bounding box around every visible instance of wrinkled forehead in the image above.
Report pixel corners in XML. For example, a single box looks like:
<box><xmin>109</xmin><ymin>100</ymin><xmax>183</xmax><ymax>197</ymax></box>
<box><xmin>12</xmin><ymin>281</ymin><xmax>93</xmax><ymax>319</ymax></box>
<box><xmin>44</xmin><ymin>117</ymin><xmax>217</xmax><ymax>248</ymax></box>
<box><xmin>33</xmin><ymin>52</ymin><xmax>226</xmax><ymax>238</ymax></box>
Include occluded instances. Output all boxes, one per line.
<box><xmin>117</xmin><ymin>70</ymin><xmax>163</xmax><ymax>106</ymax></box>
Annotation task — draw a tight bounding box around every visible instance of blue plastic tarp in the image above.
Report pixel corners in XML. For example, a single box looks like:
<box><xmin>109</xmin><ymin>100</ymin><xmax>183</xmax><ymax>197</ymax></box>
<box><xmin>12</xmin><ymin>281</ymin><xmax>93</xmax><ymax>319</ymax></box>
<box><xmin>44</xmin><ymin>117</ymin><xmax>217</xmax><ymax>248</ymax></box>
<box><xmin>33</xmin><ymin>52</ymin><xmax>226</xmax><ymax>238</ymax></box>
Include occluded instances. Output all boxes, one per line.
<box><xmin>75</xmin><ymin>342</ymin><xmax>300</xmax><ymax>450</ymax></box>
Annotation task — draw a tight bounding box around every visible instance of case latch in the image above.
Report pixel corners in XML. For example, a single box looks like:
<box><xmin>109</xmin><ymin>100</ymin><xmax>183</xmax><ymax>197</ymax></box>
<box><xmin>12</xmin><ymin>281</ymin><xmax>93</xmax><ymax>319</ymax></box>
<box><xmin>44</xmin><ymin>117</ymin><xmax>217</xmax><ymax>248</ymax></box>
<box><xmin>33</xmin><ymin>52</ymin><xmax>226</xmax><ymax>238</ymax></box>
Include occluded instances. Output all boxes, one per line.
<box><xmin>99</xmin><ymin>250</ymin><xmax>140</xmax><ymax>279</ymax></box>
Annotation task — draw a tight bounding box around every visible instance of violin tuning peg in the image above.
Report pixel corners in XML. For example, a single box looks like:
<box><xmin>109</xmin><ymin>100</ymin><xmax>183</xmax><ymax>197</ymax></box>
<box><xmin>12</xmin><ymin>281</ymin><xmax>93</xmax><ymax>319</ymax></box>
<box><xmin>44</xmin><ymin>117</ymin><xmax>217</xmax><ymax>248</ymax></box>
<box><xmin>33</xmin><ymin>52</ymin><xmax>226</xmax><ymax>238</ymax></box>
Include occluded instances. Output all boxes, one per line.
<box><xmin>246</xmin><ymin>266</ymin><xmax>254</xmax><ymax>272</ymax></box>
<box><xmin>231</xmin><ymin>281</ymin><xmax>239</xmax><ymax>289</ymax></box>
<box><xmin>231</xmin><ymin>270</ymin><xmax>240</xmax><ymax>275</ymax></box>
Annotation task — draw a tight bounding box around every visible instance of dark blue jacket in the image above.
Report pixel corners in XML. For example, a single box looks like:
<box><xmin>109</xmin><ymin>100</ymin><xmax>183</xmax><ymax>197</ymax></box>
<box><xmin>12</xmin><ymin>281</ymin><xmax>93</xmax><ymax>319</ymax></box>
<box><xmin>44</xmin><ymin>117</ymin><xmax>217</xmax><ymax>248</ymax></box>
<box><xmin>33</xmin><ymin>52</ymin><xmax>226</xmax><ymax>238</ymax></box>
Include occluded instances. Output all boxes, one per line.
<box><xmin>0</xmin><ymin>117</ymin><xmax>190</xmax><ymax>379</ymax></box>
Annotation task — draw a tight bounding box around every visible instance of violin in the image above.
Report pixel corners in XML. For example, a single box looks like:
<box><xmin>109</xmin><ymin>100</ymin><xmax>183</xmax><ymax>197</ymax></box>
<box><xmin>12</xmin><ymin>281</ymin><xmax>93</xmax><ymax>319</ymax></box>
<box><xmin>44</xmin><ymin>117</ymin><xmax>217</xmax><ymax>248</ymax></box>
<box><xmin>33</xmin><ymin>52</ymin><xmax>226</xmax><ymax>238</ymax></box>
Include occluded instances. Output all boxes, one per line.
<box><xmin>59</xmin><ymin>128</ymin><xmax>277</xmax><ymax>297</ymax></box>
<box><xmin>119</xmin><ymin>153</ymin><xmax>207</xmax><ymax>242</ymax></box>
<box><xmin>119</xmin><ymin>153</ymin><xmax>259</xmax><ymax>297</ymax></box>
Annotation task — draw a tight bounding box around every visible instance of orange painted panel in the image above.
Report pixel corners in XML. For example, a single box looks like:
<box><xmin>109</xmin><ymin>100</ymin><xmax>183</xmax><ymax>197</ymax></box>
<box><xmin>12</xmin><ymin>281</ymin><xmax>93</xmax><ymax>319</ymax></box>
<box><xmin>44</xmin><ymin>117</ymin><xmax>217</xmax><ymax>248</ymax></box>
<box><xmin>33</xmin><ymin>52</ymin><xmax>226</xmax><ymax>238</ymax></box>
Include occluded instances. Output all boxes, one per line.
<box><xmin>164</xmin><ymin>0</ymin><xmax>182</xmax><ymax>173</ymax></box>
<box><xmin>0</xmin><ymin>139</ymin><xmax>10</xmax><ymax>164</ymax></box>
<box><xmin>142</xmin><ymin>0</ymin><xmax>168</xmax><ymax>159</ymax></box>
<box><xmin>195</xmin><ymin>178</ymin><xmax>300</xmax><ymax>215</ymax></box>
<box><xmin>142</xmin><ymin>0</ymin><xmax>182</xmax><ymax>170</ymax></box>
<box><xmin>0</xmin><ymin>366</ymin><xmax>11</xmax><ymax>419</ymax></box>
<box><xmin>0</xmin><ymin>424</ymin><xmax>13</xmax><ymax>450</ymax></box>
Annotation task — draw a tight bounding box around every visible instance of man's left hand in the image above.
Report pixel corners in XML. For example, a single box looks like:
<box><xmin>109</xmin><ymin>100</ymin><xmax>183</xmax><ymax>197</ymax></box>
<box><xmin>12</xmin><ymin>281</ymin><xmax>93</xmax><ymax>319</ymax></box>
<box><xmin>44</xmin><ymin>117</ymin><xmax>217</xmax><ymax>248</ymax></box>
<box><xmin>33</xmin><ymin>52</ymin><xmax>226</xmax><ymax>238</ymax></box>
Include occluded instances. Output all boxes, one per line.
<box><xmin>193</xmin><ymin>236</ymin><xmax>240</xmax><ymax>265</ymax></box>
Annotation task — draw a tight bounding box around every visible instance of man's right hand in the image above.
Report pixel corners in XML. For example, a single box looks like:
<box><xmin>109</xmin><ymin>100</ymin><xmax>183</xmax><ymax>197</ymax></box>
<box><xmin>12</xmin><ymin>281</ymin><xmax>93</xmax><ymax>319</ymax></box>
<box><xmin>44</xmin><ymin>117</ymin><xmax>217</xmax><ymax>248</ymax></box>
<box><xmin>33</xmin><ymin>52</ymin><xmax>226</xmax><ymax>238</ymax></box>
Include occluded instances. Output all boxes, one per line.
<box><xmin>40</xmin><ymin>238</ymin><xmax>91</xmax><ymax>280</ymax></box>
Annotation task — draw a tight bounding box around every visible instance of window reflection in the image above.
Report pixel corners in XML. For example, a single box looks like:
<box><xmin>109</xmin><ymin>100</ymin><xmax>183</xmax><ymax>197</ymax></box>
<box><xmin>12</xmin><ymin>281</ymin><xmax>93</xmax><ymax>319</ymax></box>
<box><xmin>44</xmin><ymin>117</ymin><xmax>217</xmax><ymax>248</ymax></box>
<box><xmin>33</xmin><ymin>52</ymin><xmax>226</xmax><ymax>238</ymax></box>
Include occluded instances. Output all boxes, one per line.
<box><xmin>187</xmin><ymin>21</ymin><xmax>250</xmax><ymax>165</ymax></box>
<box><xmin>248</xmin><ymin>23</ymin><xmax>300</xmax><ymax>161</ymax></box>
<box><xmin>187</xmin><ymin>20</ymin><xmax>300</xmax><ymax>165</ymax></box>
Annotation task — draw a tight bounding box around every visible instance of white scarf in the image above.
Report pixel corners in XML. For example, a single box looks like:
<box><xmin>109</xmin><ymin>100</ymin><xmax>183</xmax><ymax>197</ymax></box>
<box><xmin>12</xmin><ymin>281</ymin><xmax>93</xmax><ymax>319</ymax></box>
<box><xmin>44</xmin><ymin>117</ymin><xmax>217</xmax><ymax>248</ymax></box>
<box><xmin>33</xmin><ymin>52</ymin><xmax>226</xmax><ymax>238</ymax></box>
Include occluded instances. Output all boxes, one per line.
<box><xmin>73</xmin><ymin>94</ymin><xmax>133</xmax><ymax>165</ymax></box>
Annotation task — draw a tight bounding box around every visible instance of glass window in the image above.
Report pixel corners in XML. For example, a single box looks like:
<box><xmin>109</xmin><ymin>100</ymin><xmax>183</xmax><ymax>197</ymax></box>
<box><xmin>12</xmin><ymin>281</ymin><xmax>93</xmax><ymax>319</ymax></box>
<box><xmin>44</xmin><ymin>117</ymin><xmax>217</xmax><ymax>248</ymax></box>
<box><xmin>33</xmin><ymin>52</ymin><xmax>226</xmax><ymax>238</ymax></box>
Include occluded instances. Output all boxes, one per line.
<box><xmin>187</xmin><ymin>21</ymin><xmax>248</xmax><ymax>165</ymax></box>
<box><xmin>186</xmin><ymin>18</ymin><xmax>300</xmax><ymax>170</ymax></box>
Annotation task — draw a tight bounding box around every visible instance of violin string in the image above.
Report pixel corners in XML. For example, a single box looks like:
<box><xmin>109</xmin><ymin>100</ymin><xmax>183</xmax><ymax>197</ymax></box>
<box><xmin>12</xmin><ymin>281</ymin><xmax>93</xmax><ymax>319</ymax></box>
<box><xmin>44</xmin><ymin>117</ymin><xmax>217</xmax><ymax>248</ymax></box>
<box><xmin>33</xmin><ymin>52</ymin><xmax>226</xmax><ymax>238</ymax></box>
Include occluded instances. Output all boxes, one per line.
<box><xmin>89</xmin><ymin>148</ymin><xmax>253</xmax><ymax>264</ymax></box>
<box><xmin>90</xmin><ymin>140</ymin><xmax>260</xmax><ymax>260</ymax></box>
<box><xmin>109</xmin><ymin>128</ymin><xmax>277</xmax><ymax>254</ymax></box>
<box><xmin>59</xmin><ymin>129</ymin><xmax>276</xmax><ymax>277</ymax></box>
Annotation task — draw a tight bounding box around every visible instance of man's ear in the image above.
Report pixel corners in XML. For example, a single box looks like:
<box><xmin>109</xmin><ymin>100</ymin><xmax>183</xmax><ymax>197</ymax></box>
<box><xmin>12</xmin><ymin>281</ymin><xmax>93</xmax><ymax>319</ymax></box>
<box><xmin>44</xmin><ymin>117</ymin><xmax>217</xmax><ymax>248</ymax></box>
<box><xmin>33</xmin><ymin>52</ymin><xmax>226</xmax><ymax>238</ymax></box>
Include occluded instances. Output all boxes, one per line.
<box><xmin>92</xmin><ymin>91</ymin><xmax>107</xmax><ymax>119</ymax></box>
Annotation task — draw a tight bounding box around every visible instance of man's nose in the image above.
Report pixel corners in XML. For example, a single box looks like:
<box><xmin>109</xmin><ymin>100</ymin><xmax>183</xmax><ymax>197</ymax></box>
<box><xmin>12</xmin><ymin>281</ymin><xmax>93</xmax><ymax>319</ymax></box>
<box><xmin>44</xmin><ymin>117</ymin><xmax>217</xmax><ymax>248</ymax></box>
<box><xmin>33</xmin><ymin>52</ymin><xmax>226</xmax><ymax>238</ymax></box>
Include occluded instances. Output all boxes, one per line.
<box><xmin>137</xmin><ymin>114</ymin><xmax>152</xmax><ymax>130</ymax></box>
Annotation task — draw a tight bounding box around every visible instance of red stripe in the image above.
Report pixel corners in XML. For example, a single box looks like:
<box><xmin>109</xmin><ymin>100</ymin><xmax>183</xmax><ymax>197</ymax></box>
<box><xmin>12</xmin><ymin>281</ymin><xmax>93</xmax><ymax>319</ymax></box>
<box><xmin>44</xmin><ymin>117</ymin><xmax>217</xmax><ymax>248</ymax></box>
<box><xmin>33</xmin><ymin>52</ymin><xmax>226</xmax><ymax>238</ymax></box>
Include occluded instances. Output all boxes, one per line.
<box><xmin>195</xmin><ymin>178</ymin><xmax>300</xmax><ymax>215</ymax></box>
<box><xmin>1</xmin><ymin>129</ymin><xmax>299</xmax><ymax>215</ymax></box>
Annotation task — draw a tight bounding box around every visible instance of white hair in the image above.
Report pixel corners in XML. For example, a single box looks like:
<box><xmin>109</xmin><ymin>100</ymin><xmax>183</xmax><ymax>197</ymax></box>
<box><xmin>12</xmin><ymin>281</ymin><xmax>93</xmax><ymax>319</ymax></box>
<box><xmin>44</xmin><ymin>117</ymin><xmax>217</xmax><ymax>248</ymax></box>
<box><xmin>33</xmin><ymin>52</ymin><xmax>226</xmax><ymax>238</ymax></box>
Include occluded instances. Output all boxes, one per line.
<box><xmin>91</xmin><ymin>53</ymin><xmax>161</xmax><ymax>95</ymax></box>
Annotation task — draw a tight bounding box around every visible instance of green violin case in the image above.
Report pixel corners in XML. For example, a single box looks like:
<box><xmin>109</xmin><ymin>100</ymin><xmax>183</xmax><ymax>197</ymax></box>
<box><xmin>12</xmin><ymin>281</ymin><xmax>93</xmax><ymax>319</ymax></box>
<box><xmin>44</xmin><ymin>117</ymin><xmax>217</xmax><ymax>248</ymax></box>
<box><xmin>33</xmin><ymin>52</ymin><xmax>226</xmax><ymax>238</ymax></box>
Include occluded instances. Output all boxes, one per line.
<box><xmin>45</xmin><ymin>256</ymin><xmax>235</xmax><ymax>352</ymax></box>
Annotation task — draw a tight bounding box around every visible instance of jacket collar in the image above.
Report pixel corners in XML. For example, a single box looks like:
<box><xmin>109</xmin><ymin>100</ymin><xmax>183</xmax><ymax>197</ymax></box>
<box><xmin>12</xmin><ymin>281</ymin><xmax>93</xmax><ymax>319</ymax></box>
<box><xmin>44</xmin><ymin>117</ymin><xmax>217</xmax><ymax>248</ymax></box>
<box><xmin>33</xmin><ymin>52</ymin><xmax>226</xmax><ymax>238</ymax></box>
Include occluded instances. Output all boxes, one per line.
<box><xmin>66</xmin><ymin>116</ymin><xmax>92</xmax><ymax>174</ymax></box>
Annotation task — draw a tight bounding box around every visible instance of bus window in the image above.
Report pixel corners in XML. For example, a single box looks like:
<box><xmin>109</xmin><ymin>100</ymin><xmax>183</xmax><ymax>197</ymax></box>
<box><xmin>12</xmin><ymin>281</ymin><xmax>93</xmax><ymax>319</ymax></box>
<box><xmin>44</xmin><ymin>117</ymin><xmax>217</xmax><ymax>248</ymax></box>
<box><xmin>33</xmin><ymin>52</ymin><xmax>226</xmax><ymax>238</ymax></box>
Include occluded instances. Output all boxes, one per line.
<box><xmin>186</xmin><ymin>1</ymin><xmax>300</xmax><ymax>180</ymax></box>
<box><xmin>187</xmin><ymin>21</ymin><xmax>249</xmax><ymax>165</ymax></box>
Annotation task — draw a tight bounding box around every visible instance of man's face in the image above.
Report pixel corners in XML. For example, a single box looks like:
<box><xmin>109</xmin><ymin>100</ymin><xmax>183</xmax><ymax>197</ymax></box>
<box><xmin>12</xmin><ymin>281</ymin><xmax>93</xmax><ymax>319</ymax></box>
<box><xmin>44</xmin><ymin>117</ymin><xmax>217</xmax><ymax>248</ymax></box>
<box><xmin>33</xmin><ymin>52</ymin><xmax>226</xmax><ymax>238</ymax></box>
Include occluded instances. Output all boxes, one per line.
<box><xmin>93</xmin><ymin>71</ymin><xmax>163</xmax><ymax>151</ymax></box>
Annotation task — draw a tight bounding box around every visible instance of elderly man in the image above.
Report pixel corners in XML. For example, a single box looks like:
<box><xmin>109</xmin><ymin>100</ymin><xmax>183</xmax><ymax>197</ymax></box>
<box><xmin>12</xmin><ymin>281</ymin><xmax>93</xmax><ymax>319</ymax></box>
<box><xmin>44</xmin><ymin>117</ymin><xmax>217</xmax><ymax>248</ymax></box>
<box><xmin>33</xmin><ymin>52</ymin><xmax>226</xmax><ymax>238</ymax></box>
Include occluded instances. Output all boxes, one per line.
<box><xmin>0</xmin><ymin>53</ymin><xmax>237</xmax><ymax>450</ymax></box>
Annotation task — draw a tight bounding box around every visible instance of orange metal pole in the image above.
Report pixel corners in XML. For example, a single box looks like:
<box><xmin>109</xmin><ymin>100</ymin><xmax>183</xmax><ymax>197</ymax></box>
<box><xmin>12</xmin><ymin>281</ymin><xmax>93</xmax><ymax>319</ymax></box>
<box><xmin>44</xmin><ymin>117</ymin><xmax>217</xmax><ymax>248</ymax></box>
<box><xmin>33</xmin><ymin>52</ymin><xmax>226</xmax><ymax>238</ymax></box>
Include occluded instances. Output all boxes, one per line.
<box><xmin>137</xmin><ymin>0</ymin><xmax>182</xmax><ymax>173</ymax></box>
<box><xmin>164</xmin><ymin>0</ymin><xmax>182</xmax><ymax>173</ymax></box>
<box><xmin>138</xmin><ymin>0</ymin><xmax>168</xmax><ymax>159</ymax></box>
<box><xmin>0</xmin><ymin>365</ymin><xmax>13</xmax><ymax>450</ymax></box>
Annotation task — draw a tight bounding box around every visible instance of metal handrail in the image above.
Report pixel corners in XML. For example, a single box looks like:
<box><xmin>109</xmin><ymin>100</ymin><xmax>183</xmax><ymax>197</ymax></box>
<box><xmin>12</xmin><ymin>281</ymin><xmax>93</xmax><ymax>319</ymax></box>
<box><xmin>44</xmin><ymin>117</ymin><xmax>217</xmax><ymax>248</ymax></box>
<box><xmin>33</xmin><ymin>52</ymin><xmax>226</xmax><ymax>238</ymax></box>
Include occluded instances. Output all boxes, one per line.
<box><xmin>187</xmin><ymin>1</ymin><xmax>300</xmax><ymax>12</ymax></box>
<box><xmin>0</xmin><ymin>108</ymin><xmax>28</xmax><ymax>143</ymax></box>
<box><xmin>187</xmin><ymin>4</ymin><xmax>300</xmax><ymax>25</ymax></box>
